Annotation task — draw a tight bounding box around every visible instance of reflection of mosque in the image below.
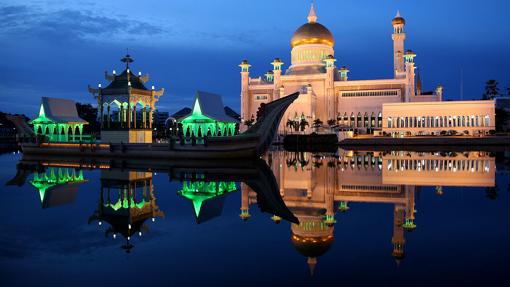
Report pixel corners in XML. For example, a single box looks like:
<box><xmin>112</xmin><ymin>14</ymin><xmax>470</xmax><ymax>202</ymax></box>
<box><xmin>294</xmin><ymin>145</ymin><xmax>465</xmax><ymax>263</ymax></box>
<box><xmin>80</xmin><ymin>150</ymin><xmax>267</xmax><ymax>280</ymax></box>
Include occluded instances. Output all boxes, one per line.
<box><xmin>240</xmin><ymin>150</ymin><xmax>495</xmax><ymax>274</ymax></box>
<box><xmin>88</xmin><ymin>170</ymin><xmax>165</xmax><ymax>252</ymax></box>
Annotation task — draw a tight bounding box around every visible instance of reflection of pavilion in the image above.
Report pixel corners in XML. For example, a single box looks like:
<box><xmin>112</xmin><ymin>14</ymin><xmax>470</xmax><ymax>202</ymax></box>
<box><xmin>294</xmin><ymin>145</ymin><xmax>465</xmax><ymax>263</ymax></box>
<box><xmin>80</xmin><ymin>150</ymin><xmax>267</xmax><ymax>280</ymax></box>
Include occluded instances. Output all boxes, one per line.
<box><xmin>241</xmin><ymin>150</ymin><xmax>496</xmax><ymax>274</ymax></box>
<box><xmin>29</xmin><ymin>167</ymin><xmax>87</xmax><ymax>208</ymax></box>
<box><xmin>178</xmin><ymin>180</ymin><xmax>237</xmax><ymax>223</ymax></box>
<box><xmin>89</xmin><ymin>170</ymin><xmax>164</xmax><ymax>253</ymax></box>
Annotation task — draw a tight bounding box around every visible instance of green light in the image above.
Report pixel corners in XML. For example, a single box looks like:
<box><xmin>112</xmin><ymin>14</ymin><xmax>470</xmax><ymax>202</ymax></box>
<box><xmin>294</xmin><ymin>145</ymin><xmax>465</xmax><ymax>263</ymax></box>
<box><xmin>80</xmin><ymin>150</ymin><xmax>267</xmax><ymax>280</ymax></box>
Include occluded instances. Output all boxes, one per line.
<box><xmin>178</xmin><ymin>181</ymin><xmax>237</xmax><ymax>218</ymax></box>
<box><xmin>29</xmin><ymin>168</ymin><xmax>86</xmax><ymax>203</ymax></box>
<box><xmin>338</xmin><ymin>201</ymin><xmax>350</xmax><ymax>212</ymax></box>
<box><xmin>402</xmin><ymin>218</ymin><xmax>416</xmax><ymax>230</ymax></box>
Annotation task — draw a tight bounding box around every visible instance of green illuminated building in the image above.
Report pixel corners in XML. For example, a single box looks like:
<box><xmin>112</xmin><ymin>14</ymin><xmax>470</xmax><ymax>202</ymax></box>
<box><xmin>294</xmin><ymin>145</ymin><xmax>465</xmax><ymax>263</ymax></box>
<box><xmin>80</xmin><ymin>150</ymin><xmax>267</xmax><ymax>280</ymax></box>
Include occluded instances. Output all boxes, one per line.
<box><xmin>178</xmin><ymin>91</ymin><xmax>239</xmax><ymax>137</ymax></box>
<box><xmin>178</xmin><ymin>180</ymin><xmax>237</xmax><ymax>221</ymax></box>
<box><xmin>29</xmin><ymin>97</ymin><xmax>88</xmax><ymax>142</ymax></box>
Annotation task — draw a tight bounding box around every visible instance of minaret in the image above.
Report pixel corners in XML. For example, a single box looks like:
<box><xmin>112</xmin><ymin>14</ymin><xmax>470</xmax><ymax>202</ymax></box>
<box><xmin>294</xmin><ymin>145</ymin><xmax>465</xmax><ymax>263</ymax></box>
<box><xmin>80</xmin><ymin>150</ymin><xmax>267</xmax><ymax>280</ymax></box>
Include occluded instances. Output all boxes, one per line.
<box><xmin>324</xmin><ymin>55</ymin><xmax>337</xmax><ymax>123</ymax></box>
<box><xmin>271</xmin><ymin>58</ymin><xmax>284</xmax><ymax>101</ymax></box>
<box><xmin>392</xmin><ymin>11</ymin><xmax>406</xmax><ymax>79</ymax></box>
<box><xmin>391</xmin><ymin>206</ymin><xmax>406</xmax><ymax>263</ymax></box>
<box><xmin>435</xmin><ymin>85</ymin><xmax>443</xmax><ymax>102</ymax></box>
<box><xmin>339</xmin><ymin>66</ymin><xmax>350</xmax><ymax>81</ymax></box>
<box><xmin>404</xmin><ymin>50</ymin><xmax>417</xmax><ymax>102</ymax></box>
<box><xmin>239</xmin><ymin>183</ymin><xmax>251</xmax><ymax>221</ymax></box>
<box><xmin>416</xmin><ymin>69</ymin><xmax>422</xmax><ymax>96</ymax></box>
<box><xmin>239</xmin><ymin>60</ymin><xmax>251</xmax><ymax>131</ymax></box>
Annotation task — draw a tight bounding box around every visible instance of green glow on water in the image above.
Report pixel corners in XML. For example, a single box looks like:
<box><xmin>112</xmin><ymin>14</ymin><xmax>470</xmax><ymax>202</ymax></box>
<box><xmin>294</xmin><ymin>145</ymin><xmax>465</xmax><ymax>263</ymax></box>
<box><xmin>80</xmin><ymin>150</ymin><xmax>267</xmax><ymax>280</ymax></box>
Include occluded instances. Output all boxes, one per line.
<box><xmin>178</xmin><ymin>181</ymin><xmax>237</xmax><ymax>218</ymax></box>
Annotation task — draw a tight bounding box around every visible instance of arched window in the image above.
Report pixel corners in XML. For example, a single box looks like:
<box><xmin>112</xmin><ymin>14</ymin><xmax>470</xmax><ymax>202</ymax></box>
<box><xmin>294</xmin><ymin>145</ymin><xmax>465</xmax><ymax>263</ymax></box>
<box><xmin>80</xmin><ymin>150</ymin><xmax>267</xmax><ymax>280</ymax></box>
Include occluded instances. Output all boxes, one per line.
<box><xmin>350</xmin><ymin>113</ymin><xmax>355</xmax><ymax>127</ymax></box>
<box><xmin>371</xmin><ymin>112</ymin><xmax>376</xmax><ymax>127</ymax></box>
<box><xmin>378</xmin><ymin>112</ymin><xmax>382</xmax><ymax>127</ymax></box>
<box><xmin>484</xmin><ymin>115</ymin><xmax>490</xmax><ymax>127</ymax></box>
<box><xmin>364</xmin><ymin>112</ymin><xmax>369</xmax><ymax>127</ymax></box>
<box><xmin>357</xmin><ymin>112</ymin><xmax>362</xmax><ymax>127</ymax></box>
<box><xmin>388</xmin><ymin>117</ymin><xmax>393</xmax><ymax>128</ymax></box>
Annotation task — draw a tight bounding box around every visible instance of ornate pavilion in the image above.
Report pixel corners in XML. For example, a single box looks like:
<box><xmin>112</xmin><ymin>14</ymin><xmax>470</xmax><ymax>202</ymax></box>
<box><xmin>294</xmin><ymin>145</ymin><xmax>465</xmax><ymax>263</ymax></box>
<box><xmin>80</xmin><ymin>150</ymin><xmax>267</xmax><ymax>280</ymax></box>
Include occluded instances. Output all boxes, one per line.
<box><xmin>88</xmin><ymin>54</ymin><xmax>164</xmax><ymax>143</ymax></box>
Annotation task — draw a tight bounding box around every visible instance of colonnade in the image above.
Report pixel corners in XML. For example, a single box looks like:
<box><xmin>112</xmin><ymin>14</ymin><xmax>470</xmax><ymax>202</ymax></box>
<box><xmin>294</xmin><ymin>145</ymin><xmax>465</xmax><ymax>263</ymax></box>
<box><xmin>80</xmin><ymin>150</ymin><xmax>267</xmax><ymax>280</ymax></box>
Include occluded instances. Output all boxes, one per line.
<box><xmin>101</xmin><ymin>102</ymin><xmax>153</xmax><ymax>130</ymax></box>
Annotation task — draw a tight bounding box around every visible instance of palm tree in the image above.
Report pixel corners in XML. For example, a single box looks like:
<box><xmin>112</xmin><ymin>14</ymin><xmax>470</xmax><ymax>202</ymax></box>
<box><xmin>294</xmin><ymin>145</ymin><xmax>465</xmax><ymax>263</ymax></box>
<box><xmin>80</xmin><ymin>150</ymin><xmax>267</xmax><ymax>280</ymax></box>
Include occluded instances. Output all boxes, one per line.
<box><xmin>483</xmin><ymin>80</ymin><xmax>500</xmax><ymax>100</ymax></box>
<box><xmin>299</xmin><ymin>118</ymin><xmax>309</xmax><ymax>131</ymax></box>
<box><xmin>312</xmin><ymin>118</ymin><xmax>323</xmax><ymax>128</ymax></box>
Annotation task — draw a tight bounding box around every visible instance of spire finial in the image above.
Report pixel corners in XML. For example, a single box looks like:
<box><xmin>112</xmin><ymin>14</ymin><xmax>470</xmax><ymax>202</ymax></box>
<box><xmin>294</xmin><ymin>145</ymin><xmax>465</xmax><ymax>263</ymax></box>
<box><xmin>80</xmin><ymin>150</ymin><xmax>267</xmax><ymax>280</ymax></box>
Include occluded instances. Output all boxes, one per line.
<box><xmin>307</xmin><ymin>257</ymin><xmax>317</xmax><ymax>276</ymax></box>
<box><xmin>308</xmin><ymin>2</ymin><xmax>317</xmax><ymax>23</ymax></box>
<box><xmin>396</xmin><ymin>10</ymin><xmax>401</xmax><ymax>17</ymax></box>
<box><xmin>121</xmin><ymin>52</ymin><xmax>134</xmax><ymax>69</ymax></box>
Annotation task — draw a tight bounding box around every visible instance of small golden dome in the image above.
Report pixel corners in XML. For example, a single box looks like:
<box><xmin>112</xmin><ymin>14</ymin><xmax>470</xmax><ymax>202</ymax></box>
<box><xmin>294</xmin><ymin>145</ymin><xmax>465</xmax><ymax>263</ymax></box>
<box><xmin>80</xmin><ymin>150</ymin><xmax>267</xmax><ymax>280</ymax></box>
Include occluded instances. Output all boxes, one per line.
<box><xmin>392</xmin><ymin>11</ymin><xmax>406</xmax><ymax>26</ymax></box>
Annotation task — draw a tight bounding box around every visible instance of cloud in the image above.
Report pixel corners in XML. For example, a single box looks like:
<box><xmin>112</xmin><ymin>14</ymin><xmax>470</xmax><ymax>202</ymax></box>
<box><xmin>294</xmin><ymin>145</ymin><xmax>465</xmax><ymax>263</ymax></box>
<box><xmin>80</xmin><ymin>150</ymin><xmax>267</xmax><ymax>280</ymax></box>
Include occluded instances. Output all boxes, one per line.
<box><xmin>0</xmin><ymin>4</ymin><xmax>165</xmax><ymax>43</ymax></box>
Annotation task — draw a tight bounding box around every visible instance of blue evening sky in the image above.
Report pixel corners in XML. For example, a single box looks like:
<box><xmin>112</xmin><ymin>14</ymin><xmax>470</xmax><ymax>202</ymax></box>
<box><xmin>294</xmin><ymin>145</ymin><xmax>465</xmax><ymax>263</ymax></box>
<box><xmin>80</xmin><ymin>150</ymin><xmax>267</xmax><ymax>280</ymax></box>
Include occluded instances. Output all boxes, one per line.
<box><xmin>1</xmin><ymin>0</ymin><xmax>510</xmax><ymax>116</ymax></box>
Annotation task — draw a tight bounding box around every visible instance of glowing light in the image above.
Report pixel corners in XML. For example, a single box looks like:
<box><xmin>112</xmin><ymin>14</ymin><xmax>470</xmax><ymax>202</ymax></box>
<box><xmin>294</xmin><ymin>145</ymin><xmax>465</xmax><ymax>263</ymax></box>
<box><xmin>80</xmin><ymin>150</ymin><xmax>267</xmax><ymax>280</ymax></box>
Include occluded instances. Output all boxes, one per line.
<box><xmin>113</xmin><ymin>234</ymin><xmax>117</xmax><ymax>239</ymax></box>
<box><xmin>152</xmin><ymin>217</ymin><xmax>155</xmax><ymax>222</ymax></box>
<box><xmin>98</xmin><ymin>221</ymin><xmax>102</xmax><ymax>226</ymax></box>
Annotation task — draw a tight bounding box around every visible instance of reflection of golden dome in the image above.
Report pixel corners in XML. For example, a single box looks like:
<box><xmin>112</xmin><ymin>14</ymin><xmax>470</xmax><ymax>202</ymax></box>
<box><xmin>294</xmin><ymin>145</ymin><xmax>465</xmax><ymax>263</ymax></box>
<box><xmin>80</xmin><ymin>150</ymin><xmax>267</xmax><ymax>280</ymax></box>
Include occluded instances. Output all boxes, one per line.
<box><xmin>291</xmin><ymin>22</ymin><xmax>334</xmax><ymax>48</ymax></box>
<box><xmin>291</xmin><ymin>234</ymin><xmax>334</xmax><ymax>258</ymax></box>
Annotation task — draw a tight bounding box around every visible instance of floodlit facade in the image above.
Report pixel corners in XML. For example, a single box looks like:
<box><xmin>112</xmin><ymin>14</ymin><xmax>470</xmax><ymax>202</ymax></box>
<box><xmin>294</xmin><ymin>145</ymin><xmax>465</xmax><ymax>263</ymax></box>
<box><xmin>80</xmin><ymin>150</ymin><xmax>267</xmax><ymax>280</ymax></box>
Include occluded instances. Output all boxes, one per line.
<box><xmin>240</xmin><ymin>5</ymin><xmax>440</xmax><ymax>135</ymax></box>
<box><xmin>88</xmin><ymin>54</ymin><xmax>164</xmax><ymax>143</ymax></box>
<box><xmin>382</xmin><ymin>100</ymin><xmax>496</xmax><ymax>136</ymax></box>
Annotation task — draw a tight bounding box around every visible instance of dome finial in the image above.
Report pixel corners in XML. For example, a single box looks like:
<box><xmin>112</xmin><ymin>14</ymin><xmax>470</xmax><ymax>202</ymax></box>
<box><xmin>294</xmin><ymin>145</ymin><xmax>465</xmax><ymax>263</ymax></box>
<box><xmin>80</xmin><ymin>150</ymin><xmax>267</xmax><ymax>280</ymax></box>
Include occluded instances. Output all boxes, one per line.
<box><xmin>308</xmin><ymin>3</ymin><xmax>317</xmax><ymax>23</ymax></box>
<box><xmin>307</xmin><ymin>257</ymin><xmax>317</xmax><ymax>276</ymax></box>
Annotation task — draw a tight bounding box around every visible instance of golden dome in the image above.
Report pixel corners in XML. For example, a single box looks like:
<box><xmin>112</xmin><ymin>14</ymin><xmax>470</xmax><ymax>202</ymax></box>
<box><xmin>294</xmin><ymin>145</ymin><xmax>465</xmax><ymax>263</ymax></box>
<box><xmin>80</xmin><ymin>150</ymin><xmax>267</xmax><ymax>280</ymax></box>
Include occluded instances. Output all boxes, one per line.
<box><xmin>291</xmin><ymin>4</ymin><xmax>334</xmax><ymax>48</ymax></box>
<box><xmin>291</xmin><ymin>22</ymin><xmax>334</xmax><ymax>48</ymax></box>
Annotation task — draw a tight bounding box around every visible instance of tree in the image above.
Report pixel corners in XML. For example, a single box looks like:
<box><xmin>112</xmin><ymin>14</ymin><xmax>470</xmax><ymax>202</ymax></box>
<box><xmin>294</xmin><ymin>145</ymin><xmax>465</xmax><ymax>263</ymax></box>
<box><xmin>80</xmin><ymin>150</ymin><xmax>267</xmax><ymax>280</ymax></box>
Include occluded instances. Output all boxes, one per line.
<box><xmin>496</xmin><ymin>108</ymin><xmax>510</xmax><ymax>132</ymax></box>
<box><xmin>327</xmin><ymin>118</ymin><xmax>336</xmax><ymax>126</ymax></box>
<box><xmin>312</xmin><ymin>118</ymin><xmax>323</xmax><ymax>128</ymax></box>
<box><xmin>483</xmin><ymin>80</ymin><xmax>500</xmax><ymax>100</ymax></box>
<box><xmin>299</xmin><ymin>118</ymin><xmax>309</xmax><ymax>131</ymax></box>
<box><xmin>76</xmin><ymin>102</ymin><xmax>99</xmax><ymax>134</ymax></box>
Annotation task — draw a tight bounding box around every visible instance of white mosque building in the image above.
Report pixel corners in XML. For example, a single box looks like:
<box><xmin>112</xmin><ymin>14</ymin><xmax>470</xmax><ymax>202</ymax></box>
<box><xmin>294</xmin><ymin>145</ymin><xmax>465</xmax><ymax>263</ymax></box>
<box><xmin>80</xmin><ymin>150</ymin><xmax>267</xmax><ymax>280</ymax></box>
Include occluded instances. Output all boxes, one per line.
<box><xmin>239</xmin><ymin>5</ymin><xmax>495</xmax><ymax>136</ymax></box>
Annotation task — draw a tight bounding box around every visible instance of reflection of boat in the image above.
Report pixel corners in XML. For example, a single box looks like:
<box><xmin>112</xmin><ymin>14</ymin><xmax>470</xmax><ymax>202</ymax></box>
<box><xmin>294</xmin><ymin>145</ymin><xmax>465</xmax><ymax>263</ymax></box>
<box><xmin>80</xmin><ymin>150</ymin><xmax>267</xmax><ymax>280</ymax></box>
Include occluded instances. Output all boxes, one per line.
<box><xmin>14</xmin><ymin>153</ymin><xmax>299</xmax><ymax>224</ymax></box>
<box><xmin>21</xmin><ymin>93</ymin><xmax>300</xmax><ymax>159</ymax></box>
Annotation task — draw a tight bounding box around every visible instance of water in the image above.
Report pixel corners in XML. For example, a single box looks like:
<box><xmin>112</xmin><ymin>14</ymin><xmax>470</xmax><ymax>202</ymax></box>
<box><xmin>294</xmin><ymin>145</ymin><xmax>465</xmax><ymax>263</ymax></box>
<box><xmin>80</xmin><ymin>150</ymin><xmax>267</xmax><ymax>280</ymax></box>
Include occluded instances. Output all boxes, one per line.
<box><xmin>1</xmin><ymin>149</ymin><xmax>510</xmax><ymax>286</ymax></box>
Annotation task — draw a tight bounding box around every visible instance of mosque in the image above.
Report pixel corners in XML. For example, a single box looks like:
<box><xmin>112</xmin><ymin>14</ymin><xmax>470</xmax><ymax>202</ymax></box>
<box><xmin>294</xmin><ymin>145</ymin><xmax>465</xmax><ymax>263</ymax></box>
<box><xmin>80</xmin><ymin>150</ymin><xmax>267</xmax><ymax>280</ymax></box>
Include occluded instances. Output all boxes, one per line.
<box><xmin>240</xmin><ymin>5</ymin><xmax>495</xmax><ymax>136</ymax></box>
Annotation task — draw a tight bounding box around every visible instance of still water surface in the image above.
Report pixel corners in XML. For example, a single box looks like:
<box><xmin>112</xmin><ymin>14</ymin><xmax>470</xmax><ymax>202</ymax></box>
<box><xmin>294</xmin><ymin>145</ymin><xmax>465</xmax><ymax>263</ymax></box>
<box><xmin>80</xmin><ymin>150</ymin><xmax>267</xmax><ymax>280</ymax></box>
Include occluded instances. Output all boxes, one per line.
<box><xmin>1</xmin><ymin>149</ymin><xmax>510</xmax><ymax>286</ymax></box>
